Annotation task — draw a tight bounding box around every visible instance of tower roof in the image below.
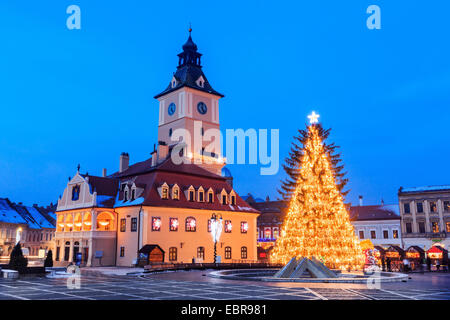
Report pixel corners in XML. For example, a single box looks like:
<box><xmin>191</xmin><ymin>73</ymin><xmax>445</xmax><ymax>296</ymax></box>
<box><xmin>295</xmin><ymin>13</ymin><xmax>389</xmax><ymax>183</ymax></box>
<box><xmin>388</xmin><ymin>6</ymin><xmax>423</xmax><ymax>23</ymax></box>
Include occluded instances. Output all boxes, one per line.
<box><xmin>154</xmin><ymin>30</ymin><xmax>224</xmax><ymax>99</ymax></box>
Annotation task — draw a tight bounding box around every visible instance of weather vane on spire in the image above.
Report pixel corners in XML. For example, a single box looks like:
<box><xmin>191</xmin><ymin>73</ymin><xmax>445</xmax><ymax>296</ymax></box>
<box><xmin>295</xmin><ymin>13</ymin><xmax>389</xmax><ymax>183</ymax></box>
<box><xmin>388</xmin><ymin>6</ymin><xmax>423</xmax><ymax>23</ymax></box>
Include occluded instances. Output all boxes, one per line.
<box><xmin>189</xmin><ymin>22</ymin><xmax>192</xmax><ymax>34</ymax></box>
<box><xmin>307</xmin><ymin>111</ymin><xmax>320</xmax><ymax>124</ymax></box>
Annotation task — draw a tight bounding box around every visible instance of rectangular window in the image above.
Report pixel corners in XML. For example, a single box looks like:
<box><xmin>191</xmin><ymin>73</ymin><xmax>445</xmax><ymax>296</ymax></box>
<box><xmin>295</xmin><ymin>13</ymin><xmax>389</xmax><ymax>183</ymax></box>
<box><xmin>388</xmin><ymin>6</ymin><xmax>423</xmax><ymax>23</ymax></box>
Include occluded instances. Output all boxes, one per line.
<box><xmin>169</xmin><ymin>247</ymin><xmax>177</xmax><ymax>261</ymax></box>
<box><xmin>131</xmin><ymin>217</ymin><xmax>137</xmax><ymax>232</ymax></box>
<box><xmin>225</xmin><ymin>220</ymin><xmax>232</xmax><ymax>233</ymax></box>
<box><xmin>208</xmin><ymin>192</ymin><xmax>213</xmax><ymax>203</ymax></box>
<box><xmin>231</xmin><ymin>195</ymin><xmax>236</xmax><ymax>205</ymax></box>
<box><xmin>264</xmin><ymin>227</ymin><xmax>271</xmax><ymax>239</ymax></box>
<box><xmin>393</xmin><ymin>230</ymin><xmax>399</xmax><ymax>239</ymax></box>
<box><xmin>444</xmin><ymin>201</ymin><xmax>450</xmax><ymax>212</ymax></box>
<box><xmin>417</xmin><ymin>202</ymin><xmax>423</xmax><ymax>213</ymax></box>
<box><xmin>432</xmin><ymin>222</ymin><xmax>439</xmax><ymax>233</ymax></box>
<box><xmin>120</xmin><ymin>247</ymin><xmax>125</xmax><ymax>257</ymax></box>
<box><xmin>222</xmin><ymin>195</ymin><xmax>227</xmax><ymax>205</ymax></box>
<box><xmin>162</xmin><ymin>188</ymin><xmax>169</xmax><ymax>199</ymax></box>
<box><xmin>170</xmin><ymin>218</ymin><xmax>179</xmax><ymax>232</ymax></box>
<box><xmin>418</xmin><ymin>222</ymin><xmax>426</xmax><ymax>233</ymax></box>
<box><xmin>403</xmin><ymin>202</ymin><xmax>410</xmax><ymax>214</ymax></box>
<box><xmin>405</xmin><ymin>223</ymin><xmax>412</xmax><ymax>233</ymax></box>
<box><xmin>359</xmin><ymin>230</ymin><xmax>364</xmax><ymax>239</ymax></box>
<box><xmin>198</xmin><ymin>192</ymin><xmax>204</xmax><ymax>202</ymax></box>
<box><xmin>446</xmin><ymin>222</ymin><xmax>450</xmax><ymax>233</ymax></box>
<box><xmin>273</xmin><ymin>227</ymin><xmax>279</xmax><ymax>239</ymax></box>
<box><xmin>120</xmin><ymin>218</ymin><xmax>126</xmax><ymax>232</ymax></box>
<box><xmin>240</xmin><ymin>221</ymin><xmax>248</xmax><ymax>233</ymax></box>
<box><xmin>152</xmin><ymin>217</ymin><xmax>161</xmax><ymax>231</ymax></box>
<box><xmin>370</xmin><ymin>230</ymin><xmax>376</xmax><ymax>239</ymax></box>
<box><xmin>189</xmin><ymin>191</ymin><xmax>194</xmax><ymax>201</ymax></box>
<box><xmin>429</xmin><ymin>201</ymin><xmax>437</xmax><ymax>213</ymax></box>
<box><xmin>383</xmin><ymin>230</ymin><xmax>389</xmax><ymax>239</ymax></box>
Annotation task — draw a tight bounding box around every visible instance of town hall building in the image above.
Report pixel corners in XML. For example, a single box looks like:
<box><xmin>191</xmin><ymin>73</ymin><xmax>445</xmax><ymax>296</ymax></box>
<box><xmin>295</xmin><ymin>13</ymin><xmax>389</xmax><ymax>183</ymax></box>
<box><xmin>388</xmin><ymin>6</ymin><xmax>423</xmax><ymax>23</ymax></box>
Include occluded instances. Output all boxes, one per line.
<box><xmin>54</xmin><ymin>31</ymin><xmax>259</xmax><ymax>267</ymax></box>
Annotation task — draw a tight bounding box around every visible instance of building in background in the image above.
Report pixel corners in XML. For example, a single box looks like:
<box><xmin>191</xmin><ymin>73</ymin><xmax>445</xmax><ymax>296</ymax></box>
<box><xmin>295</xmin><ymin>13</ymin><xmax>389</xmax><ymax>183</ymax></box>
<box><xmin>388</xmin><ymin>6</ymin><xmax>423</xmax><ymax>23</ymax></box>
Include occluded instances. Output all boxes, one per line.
<box><xmin>398</xmin><ymin>185</ymin><xmax>450</xmax><ymax>250</ymax></box>
<box><xmin>0</xmin><ymin>198</ymin><xmax>55</xmax><ymax>258</ymax></box>
<box><xmin>54</xmin><ymin>32</ymin><xmax>259</xmax><ymax>267</ymax></box>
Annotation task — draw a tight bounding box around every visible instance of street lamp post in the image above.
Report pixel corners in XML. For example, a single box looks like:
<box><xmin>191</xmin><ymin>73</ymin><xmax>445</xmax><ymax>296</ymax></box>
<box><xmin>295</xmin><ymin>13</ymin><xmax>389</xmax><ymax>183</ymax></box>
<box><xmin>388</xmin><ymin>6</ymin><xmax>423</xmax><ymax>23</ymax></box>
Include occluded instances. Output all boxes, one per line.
<box><xmin>210</xmin><ymin>213</ymin><xmax>223</xmax><ymax>264</ymax></box>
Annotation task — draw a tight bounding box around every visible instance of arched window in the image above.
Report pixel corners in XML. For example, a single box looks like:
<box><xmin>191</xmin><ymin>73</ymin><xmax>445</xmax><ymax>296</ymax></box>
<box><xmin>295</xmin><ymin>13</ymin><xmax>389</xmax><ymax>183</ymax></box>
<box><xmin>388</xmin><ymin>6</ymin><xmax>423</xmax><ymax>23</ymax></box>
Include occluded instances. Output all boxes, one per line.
<box><xmin>225</xmin><ymin>246</ymin><xmax>232</xmax><ymax>260</ymax></box>
<box><xmin>241</xmin><ymin>246</ymin><xmax>248</xmax><ymax>259</ymax></box>
<box><xmin>169</xmin><ymin>247</ymin><xmax>177</xmax><ymax>261</ymax></box>
<box><xmin>197</xmin><ymin>247</ymin><xmax>205</xmax><ymax>260</ymax></box>
<box><xmin>71</xmin><ymin>185</ymin><xmax>80</xmax><ymax>201</ymax></box>
<box><xmin>97</xmin><ymin>212</ymin><xmax>114</xmax><ymax>231</ymax></box>
<box><xmin>74</xmin><ymin>213</ymin><xmax>82</xmax><ymax>231</ymax></box>
<box><xmin>172</xmin><ymin>185</ymin><xmax>180</xmax><ymax>200</ymax></box>
<box><xmin>185</xmin><ymin>217</ymin><xmax>196</xmax><ymax>232</ymax></box>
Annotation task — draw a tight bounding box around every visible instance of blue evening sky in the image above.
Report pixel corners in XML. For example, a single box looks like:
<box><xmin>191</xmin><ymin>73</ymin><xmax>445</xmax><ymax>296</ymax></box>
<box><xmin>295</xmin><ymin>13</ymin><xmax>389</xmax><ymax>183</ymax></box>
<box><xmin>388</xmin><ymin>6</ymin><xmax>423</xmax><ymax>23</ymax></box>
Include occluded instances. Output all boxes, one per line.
<box><xmin>0</xmin><ymin>1</ymin><xmax>449</xmax><ymax>207</ymax></box>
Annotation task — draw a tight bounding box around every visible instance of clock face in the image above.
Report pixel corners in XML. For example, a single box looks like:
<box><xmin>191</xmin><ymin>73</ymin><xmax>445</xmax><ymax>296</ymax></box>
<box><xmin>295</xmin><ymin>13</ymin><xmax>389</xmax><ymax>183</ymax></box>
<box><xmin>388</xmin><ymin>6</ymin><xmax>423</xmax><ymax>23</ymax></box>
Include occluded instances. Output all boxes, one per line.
<box><xmin>168</xmin><ymin>103</ymin><xmax>176</xmax><ymax>116</ymax></box>
<box><xmin>197</xmin><ymin>102</ymin><xmax>207</xmax><ymax>115</ymax></box>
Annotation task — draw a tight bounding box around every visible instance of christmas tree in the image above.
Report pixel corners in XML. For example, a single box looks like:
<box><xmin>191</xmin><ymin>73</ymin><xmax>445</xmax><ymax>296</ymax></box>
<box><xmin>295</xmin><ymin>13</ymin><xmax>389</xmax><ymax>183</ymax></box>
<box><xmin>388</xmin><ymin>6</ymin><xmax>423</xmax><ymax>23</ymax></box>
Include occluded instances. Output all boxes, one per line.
<box><xmin>271</xmin><ymin>112</ymin><xmax>364</xmax><ymax>270</ymax></box>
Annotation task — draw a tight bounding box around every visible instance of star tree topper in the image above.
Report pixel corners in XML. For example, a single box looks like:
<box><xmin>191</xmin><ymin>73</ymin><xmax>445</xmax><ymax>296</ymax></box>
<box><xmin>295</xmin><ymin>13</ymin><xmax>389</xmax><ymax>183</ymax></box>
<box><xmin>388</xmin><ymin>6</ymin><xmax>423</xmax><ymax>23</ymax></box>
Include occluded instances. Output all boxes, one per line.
<box><xmin>308</xmin><ymin>111</ymin><xmax>320</xmax><ymax>124</ymax></box>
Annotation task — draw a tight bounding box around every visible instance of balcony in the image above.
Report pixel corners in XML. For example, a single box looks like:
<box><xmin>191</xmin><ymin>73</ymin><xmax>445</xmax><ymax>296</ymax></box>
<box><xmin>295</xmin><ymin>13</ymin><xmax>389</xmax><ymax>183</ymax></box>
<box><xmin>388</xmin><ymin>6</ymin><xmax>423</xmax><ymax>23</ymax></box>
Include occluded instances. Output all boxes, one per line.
<box><xmin>402</xmin><ymin>232</ymin><xmax>447</xmax><ymax>239</ymax></box>
<box><xmin>55</xmin><ymin>230</ymin><xmax>116</xmax><ymax>239</ymax></box>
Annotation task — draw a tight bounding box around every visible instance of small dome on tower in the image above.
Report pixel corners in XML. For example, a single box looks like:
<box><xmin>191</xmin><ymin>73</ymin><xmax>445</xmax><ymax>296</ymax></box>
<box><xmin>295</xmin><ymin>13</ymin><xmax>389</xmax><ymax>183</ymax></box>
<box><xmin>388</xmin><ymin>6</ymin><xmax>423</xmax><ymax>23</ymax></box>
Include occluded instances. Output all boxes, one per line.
<box><xmin>182</xmin><ymin>31</ymin><xmax>198</xmax><ymax>52</ymax></box>
<box><xmin>221</xmin><ymin>167</ymin><xmax>232</xmax><ymax>178</ymax></box>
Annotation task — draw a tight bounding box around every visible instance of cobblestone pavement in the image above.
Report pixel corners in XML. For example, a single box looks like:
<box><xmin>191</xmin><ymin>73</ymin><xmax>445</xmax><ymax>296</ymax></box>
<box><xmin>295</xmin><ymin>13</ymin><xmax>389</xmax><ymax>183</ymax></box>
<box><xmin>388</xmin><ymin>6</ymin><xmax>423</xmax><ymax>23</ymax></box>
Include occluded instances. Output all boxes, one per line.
<box><xmin>0</xmin><ymin>271</ymin><xmax>449</xmax><ymax>300</ymax></box>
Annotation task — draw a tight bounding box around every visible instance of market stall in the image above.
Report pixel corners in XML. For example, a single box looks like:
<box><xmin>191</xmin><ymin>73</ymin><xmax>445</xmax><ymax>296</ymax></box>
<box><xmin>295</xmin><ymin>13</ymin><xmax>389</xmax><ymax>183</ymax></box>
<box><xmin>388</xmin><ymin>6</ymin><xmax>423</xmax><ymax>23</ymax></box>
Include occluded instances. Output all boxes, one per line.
<box><xmin>406</xmin><ymin>246</ymin><xmax>425</xmax><ymax>271</ymax></box>
<box><xmin>385</xmin><ymin>246</ymin><xmax>405</xmax><ymax>271</ymax></box>
<box><xmin>427</xmin><ymin>245</ymin><xmax>449</xmax><ymax>271</ymax></box>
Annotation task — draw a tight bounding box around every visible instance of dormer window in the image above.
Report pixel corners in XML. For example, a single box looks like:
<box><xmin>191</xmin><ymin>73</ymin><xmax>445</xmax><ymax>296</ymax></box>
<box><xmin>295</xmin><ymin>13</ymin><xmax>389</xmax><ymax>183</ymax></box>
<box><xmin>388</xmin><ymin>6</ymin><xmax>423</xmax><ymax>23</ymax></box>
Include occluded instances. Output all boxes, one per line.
<box><xmin>172</xmin><ymin>185</ymin><xmax>180</xmax><ymax>200</ymax></box>
<box><xmin>71</xmin><ymin>185</ymin><xmax>80</xmax><ymax>201</ymax></box>
<box><xmin>124</xmin><ymin>190</ymin><xmax>128</xmax><ymax>201</ymax></box>
<box><xmin>131</xmin><ymin>189</ymin><xmax>135</xmax><ymax>201</ymax></box>
<box><xmin>185</xmin><ymin>185</ymin><xmax>196</xmax><ymax>201</ymax></box>
<box><xmin>189</xmin><ymin>190</ymin><xmax>195</xmax><ymax>201</ymax></box>
<box><xmin>162</xmin><ymin>187</ymin><xmax>169</xmax><ymax>199</ymax></box>
<box><xmin>198</xmin><ymin>187</ymin><xmax>205</xmax><ymax>202</ymax></box>
<box><xmin>207</xmin><ymin>189</ymin><xmax>214</xmax><ymax>203</ymax></box>
<box><xmin>196</xmin><ymin>76</ymin><xmax>205</xmax><ymax>88</ymax></box>
<box><xmin>171</xmin><ymin>77</ymin><xmax>177</xmax><ymax>88</ymax></box>
<box><xmin>229</xmin><ymin>192</ymin><xmax>236</xmax><ymax>205</ymax></box>
<box><xmin>222</xmin><ymin>195</ymin><xmax>227</xmax><ymax>205</ymax></box>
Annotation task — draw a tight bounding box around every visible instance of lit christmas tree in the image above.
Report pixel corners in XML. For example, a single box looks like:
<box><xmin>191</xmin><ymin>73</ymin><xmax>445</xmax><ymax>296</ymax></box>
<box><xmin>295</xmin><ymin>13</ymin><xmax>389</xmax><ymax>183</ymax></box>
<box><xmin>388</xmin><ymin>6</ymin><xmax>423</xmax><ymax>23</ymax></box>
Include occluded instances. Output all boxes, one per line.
<box><xmin>271</xmin><ymin>112</ymin><xmax>364</xmax><ymax>270</ymax></box>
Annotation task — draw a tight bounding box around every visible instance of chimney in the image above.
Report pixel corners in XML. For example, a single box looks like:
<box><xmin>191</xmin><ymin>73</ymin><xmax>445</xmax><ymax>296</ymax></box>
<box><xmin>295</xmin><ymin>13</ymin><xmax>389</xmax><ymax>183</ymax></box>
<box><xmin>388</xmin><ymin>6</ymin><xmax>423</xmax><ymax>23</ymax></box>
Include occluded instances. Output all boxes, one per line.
<box><xmin>359</xmin><ymin>195</ymin><xmax>363</xmax><ymax>206</ymax></box>
<box><xmin>157</xmin><ymin>141</ymin><xmax>169</xmax><ymax>163</ymax></box>
<box><xmin>102</xmin><ymin>168</ymin><xmax>107</xmax><ymax>177</ymax></box>
<box><xmin>119</xmin><ymin>152</ymin><xmax>129</xmax><ymax>173</ymax></box>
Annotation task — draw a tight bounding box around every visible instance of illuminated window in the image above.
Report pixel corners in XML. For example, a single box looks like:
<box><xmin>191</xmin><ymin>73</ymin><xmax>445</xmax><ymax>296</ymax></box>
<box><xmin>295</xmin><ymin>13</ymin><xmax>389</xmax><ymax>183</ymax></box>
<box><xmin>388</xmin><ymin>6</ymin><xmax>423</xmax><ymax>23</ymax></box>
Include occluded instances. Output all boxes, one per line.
<box><xmin>225</xmin><ymin>220</ymin><xmax>232</xmax><ymax>233</ymax></box>
<box><xmin>169</xmin><ymin>247</ymin><xmax>177</xmax><ymax>261</ymax></box>
<box><xmin>170</xmin><ymin>218</ymin><xmax>179</xmax><ymax>232</ymax></box>
<box><xmin>120</xmin><ymin>247</ymin><xmax>125</xmax><ymax>257</ymax></box>
<box><xmin>162</xmin><ymin>187</ymin><xmax>169</xmax><ymax>199</ymax></box>
<box><xmin>444</xmin><ymin>201</ymin><xmax>450</xmax><ymax>212</ymax></box>
<box><xmin>359</xmin><ymin>230</ymin><xmax>364</xmax><ymax>239</ymax></box>
<box><xmin>383</xmin><ymin>230</ymin><xmax>389</xmax><ymax>239</ymax></box>
<box><xmin>120</xmin><ymin>219</ymin><xmax>126</xmax><ymax>232</ymax></box>
<box><xmin>432</xmin><ymin>222</ymin><xmax>439</xmax><ymax>233</ymax></box>
<box><xmin>225</xmin><ymin>246</ymin><xmax>232</xmax><ymax>259</ymax></box>
<box><xmin>172</xmin><ymin>186</ymin><xmax>180</xmax><ymax>200</ymax></box>
<box><xmin>429</xmin><ymin>201</ymin><xmax>437</xmax><ymax>213</ymax></box>
<box><xmin>152</xmin><ymin>217</ymin><xmax>161</xmax><ymax>231</ymax></box>
<box><xmin>241</xmin><ymin>246</ymin><xmax>247</xmax><ymax>259</ymax></box>
<box><xmin>446</xmin><ymin>222</ymin><xmax>450</xmax><ymax>233</ymax></box>
<box><xmin>185</xmin><ymin>217</ymin><xmax>196</xmax><ymax>232</ymax></box>
<box><xmin>131</xmin><ymin>218</ymin><xmax>137</xmax><ymax>232</ymax></box>
<box><xmin>240</xmin><ymin>221</ymin><xmax>248</xmax><ymax>234</ymax></box>
<box><xmin>393</xmin><ymin>230</ymin><xmax>399</xmax><ymax>239</ymax></box>
<box><xmin>197</xmin><ymin>247</ymin><xmax>205</xmax><ymax>260</ymax></box>
<box><xmin>264</xmin><ymin>227</ymin><xmax>271</xmax><ymax>239</ymax></box>
<box><xmin>273</xmin><ymin>227</ymin><xmax>279</xmax><ymax>239</ymax></box>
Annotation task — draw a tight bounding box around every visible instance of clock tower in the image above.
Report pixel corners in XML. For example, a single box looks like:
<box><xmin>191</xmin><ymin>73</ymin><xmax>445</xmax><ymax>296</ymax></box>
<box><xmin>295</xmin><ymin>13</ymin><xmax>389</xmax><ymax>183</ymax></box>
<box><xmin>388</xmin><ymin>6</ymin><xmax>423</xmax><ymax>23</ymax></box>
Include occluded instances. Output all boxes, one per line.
<box><xmin>154</xmin><ymin>30</ymin><xmax>225</xmax><ymax>175</ymax></box>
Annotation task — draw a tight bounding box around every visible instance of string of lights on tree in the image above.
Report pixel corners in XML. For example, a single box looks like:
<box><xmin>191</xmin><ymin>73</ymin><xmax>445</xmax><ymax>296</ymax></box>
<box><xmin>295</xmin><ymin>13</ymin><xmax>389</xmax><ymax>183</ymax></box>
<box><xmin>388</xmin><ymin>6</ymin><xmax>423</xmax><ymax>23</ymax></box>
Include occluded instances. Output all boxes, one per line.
<box><xmin>271</xmin><ymin>112</ymin><xmax>364</xmax><ymax>270</ymax></box>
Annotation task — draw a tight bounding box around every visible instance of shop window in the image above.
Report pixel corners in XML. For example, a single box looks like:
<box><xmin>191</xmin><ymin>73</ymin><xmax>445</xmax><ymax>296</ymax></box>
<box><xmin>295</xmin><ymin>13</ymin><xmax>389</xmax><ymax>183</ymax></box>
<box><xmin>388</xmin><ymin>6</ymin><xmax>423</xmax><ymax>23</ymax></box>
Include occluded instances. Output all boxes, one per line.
<box><xmin>197</xmin><ymin>247</ymin><xmax>205</xmax><ymax>260</ymax></box>
<box><xmin>370</xmin><ymin>230</ymin><xmax>376</xmax><ymax>239</ymax></box>
<box><xmin>152</xmin><ymin>217</ymin><xmax>161</xmax><ymax>231</ymax></box>
<box><xmin>417</xmin><ymin>202</ymin><xmax>423</xmax><ymax>213</ymax></box>
<box><xmin>224</xmin><ymin>220</ymin><xmax>232</xmax><ymax>233</ymax></box>
<box><xmin>240</xmin><ymin>221</ymin><xmax>248</xmax><ymax>234</ymax></box>
<box><xmin>170</xmin><ymin>218</ymin><xmax>179</xmax><ymax>231</ymax></box>
<box><xmin>120</xmin><ymin>247</ymin><xmax>125</xmax><ymax>257</ymax></box>
<box><xmin>383</xmin><ymin>230</ymin><xmax>389</xmax><ymax>239</ymax></box>
<box><xmin>393</xmin><ymin>230</ymin><xmax>399</xmax><ymax>239</ymax></box>
<box><xmin>418</xmin><ymin>222</ymin><xmax>426</xmax><ymax>233</ymax></box>
<box><xmin>429</xmin><ymin>201</ymin><xmax>437</xmax><ymax>213</ymax></box>
<box><xmin>359</xmin><ymin>230</ymin><xmax>364</xmax><ymax>239</ymax></box>
<box><xmin>169</xmin><ymin>247</ymin><xmax>177</xmax><ymax>261</ymax></box>
<box><xmin>120</xmin><ymin>218</ymin><xmax>126</xmax><ymax>232</ymax></box>
<box><xmin>186</xmin><ymin>217</ymin><xmax>196</xmax><ymax>232</ymax></box>
<box><xmin>241</xmin><ymin>246</ymin><xmax>247</xmax><ymax>259</ymax></box>
<box><xmin>131</xmin><ymin>217</ymin><xmax>137</xmax><ymax>232</ymax></box>
<box><xmin>264</xmin><ymin>227</ymin><xmax>271</xmax><ymax>239</ymax></box>
<box><xmin>273</xmin><ymin>227</ymin><xmax>279</xmax><ymax>239</ymax></box>
<box><xmin>403</xmin><ymin>202</ymin><xmax>410</xmax><ymax>214</ymax></box>
<box><xmin>224</xmin><ymin>246</ymin><xmax>232</xmax><ymax>259</ymax></box>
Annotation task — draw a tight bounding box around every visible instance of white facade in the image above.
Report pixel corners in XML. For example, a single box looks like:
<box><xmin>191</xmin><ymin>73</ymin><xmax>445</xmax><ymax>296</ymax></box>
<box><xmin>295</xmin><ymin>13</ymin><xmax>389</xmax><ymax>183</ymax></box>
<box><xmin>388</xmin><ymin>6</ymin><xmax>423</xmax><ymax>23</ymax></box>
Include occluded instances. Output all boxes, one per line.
<box><xmin>352</xmin><ymin>219</ymin><xmax>402</xmax><ymax>247</ymax></box>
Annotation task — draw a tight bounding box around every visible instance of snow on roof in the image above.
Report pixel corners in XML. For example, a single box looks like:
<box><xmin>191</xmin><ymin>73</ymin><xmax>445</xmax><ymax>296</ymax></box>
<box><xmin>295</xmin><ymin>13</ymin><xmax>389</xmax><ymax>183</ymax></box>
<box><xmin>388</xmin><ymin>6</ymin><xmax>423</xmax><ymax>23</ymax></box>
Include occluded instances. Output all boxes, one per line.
<box><xmin>401</xmin><ymin>185</ymin><xmax>450</xmax><ymax>193</ymax></box>
<box><xmin>0</xmin><ymin>199</ymin><xmax>28</xmax><ymax>225</ymax></box>
<box><xmin>25</xmin><ymin>206</ymin><xmax>55</xmax><ymax>229</ymax></box>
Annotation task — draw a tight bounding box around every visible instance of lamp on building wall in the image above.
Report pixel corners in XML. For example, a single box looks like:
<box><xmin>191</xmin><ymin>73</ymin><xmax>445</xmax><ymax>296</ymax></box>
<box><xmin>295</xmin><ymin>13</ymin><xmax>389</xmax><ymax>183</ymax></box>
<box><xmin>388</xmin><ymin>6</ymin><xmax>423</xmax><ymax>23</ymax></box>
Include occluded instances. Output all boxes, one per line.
<box><xmin>210</xmin><ymin>213</ymin><xmax>223</xmax><ymax>264</ymax></box>
<box><xmin>98</xmin><ymin>221</ymin><xmax>109</xmax><ymax>226</ymax></box>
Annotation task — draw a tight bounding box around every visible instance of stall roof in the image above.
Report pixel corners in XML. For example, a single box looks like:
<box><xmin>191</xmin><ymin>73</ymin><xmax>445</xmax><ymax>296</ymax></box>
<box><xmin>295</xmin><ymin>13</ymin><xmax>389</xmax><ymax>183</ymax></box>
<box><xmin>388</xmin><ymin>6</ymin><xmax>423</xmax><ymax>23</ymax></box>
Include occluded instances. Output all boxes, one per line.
<box><xmin>139</xmin><ymin>244</ymin><xmax>165</xmax><ymax>255</ymax></box>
